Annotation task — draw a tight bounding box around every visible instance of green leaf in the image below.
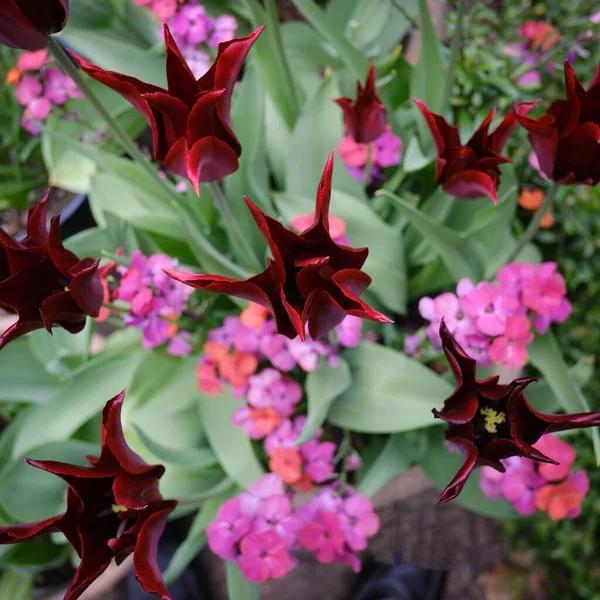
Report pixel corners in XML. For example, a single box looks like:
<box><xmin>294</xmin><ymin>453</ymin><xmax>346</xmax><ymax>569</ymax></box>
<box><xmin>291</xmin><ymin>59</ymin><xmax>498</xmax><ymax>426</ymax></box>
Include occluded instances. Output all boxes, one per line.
<box><xmin>164</xmin><ymin>489</ymin><xmax>234</xmax><ymax>584</ymax></box>
<box><xmin>11</xmin><ymin>351</ymin><xmax>144</xmax><ymax>458</ymax></box>
<box><xmin>226</xmin><ymin>561</ymin><xmax>261</xmax><ymax>600</ymax></box>
<box><xmin>401</xmin><ymin>136</ymin><xmax>433</xmax><ymax>173</ymax></box>
<box><xmin>297</xmin><ymin>358</ymin><xmax>351</xmax><ymax>445</ymax></box>
<box><xmin>289</xmin><ymin>0</ymin><xmax>368</xmax><ymax>79</ymax></box>
<box><xmin>0</xmin><ymin>570</ymin><xmax>32</xmax><ymax>600</ymax></box>
<box><xmin>275</xmin><ymin>190</ymin><xmax>406</xmax><ymax>313</ymax></box>
<box><xmin>0</xmin><ymin>440</ymin><xmax>98</xmax><ymax>522</ymax></box>
<box><xmin>198</xmin><ymin>388</ymin><xmax>265</xmax><ymax>489</ymax></box>
<box><xmin>0</xmin><ymin>537</ymin><xmax>70</xmax><ymax>572</ymax></box>
<box><xmin>528</xmin><ymin>332</ymin><xmax>600</xmax><ymax>464</ymax></box>
<box><xmin>420</xmin><ymin>428</ymin><xmax>519</xmax><ymax>519</ymax></box>
<box><xmin>357</xmin><ymin>433</ymin><xmax>412</xmax><ymax>498</ymax></box>
<box><xmin>378</xmin><ymin>189</ymin><xmax>484</xmax><ymax>282</ymax></box>
<box><xmin>0</xmin><ymin>340</ymin><xmax>60</xmax><ymax>404</ymax></box>
<box><xmin>328</xmin><ymin>342</ymin><xmax>452</xmax><ymax>432</ymax></box>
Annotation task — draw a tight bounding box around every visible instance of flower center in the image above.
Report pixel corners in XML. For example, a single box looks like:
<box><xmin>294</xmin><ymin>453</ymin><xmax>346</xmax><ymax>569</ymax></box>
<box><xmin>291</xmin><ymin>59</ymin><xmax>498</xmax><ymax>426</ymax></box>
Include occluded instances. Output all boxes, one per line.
<box><xmin>480</xmin><ymin>407</ymin><xmax>507</xmax><ymax>434</ymax></box>
<box><xmin>112</xmin><ymin>504</ymin><xmax>128</xmax><ymax>514</ymax></box>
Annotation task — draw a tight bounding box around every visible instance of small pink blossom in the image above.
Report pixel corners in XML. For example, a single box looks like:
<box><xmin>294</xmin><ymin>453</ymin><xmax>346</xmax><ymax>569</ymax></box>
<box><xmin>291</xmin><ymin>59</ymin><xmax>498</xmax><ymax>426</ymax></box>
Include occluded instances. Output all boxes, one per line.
<box><xmin>592</xmin><ymin>10</ymin><xmax>600</xmax><ymax>24</ymax></box>
<box><xmin>534</xmin><ymin>435</ymin><xmax>576</xmax><ymax>482</ymax></box>
<box><xmin>15</xmin><ymin>76</ymin><xmax>42</xmax><ymax>106</ymax></box>
<box><xmin>17</xmin><ymin>50</ymin><xmax>48</xmax><ymax>71</ymax></box>
<box><xmin>43</xmin><ymin>68</ymin><xmax>81</xmax><ymax>105</ymax></box>
<box><xmin>207</xmin><ymin>498</ymin><xmax>252</xmax><ymax>560</ymax></box>
<box><xmin>300</xmin><ymin>512</ymin><xmax>345</xmax><ymax>563</ymax></box>
<box><xmin>238</xmin><ymin>531</ymin><xmax>295</xmax><ymax>583</ymax></box>
<box><xmin>338</xmin><ymin>495</ymin><xmax>380</xmax><ymax>551</ymax></box>
<box><xmin>488</xmin><ymin>314</ymin><xmax>533</xmax><ymax>368</ymax></box>
<box><xmin>246</xmin><ymin>369</ymin><xmax>303</xmax><ymax>418</ymax></box>
<box><xmin>336</xmin><ymin>315</ymin><xmax>363</xmax><ymax>348</ymax></box>
<box><xmin>208</xmin><ymin>15</ymin><xmax>239</xmax><ymax>48</ymax></box>
<box><xmin>252</xmin><ymin>495</ymin><xmax>301</xmax><ymax>549</ymax></box>
<box><xmin>522</xmin><ymin>271</ymin><xmax>567</xmax><ymax>316</ymax></box>
<box><xmin>301</xmin><ymin>440</ymin><xmax>336</xmax><ymax>483</ymax></box>
<box><xmin>461</xmin><ymin>283</ymin><xmax>519</xmax><ymax>336</ymax></box>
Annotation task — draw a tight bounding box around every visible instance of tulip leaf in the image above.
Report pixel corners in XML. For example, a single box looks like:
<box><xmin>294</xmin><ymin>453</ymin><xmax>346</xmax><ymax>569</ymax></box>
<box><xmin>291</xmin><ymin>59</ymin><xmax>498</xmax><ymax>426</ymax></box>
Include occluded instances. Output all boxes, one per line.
<box><xmin>528</xmin><ymin>332</ymin><xmax>600</xmax><ymax>464</ymax></box>
<box><xmin>226</xmin><ymin>562</ymin><xmax>261</xmax><ymax>600</ymax></box>
<box><xmin>377</xmin><ymin>189</ymin><xmax>484</xmax><ymax>282</ymax></box>
<box><xmin>0</xmin><ymin>537</ymin><xmax>70</xmax><ymax>571</ymax></box>
<box><xmin>328</xmin><ymin>342</ymin><xmax>452</xmax><ymax>433</ymax></box>
<box><xmin>198</xmin><ymin>388</ymin><xmax>265</xmax><ymax>490</ymax></box>
<box><xmin>0</xmin><ymin>570</ymin><xmax>32</xmax><ymax>600</ymax></box>
<box><xmin>0</xmin><ymin>441</ymin><xmax>98</xmax><ymax>523</ymax></box>
<box><xmin>275</xmin><ymin>190</ymin><xmax>407</xmax><ymax>313</ymax></box>
<box><xmin>164</xmin><ymin>488</ymin><xmax>235</xmax><ymax>585</ymax></box>
<box><xmin>297</xmin><ymin>358</ymin><xmax>352</xmax><ymax>445</ymax></box>
<box><xmin>420</xmin><ymin>428</ymin><xmax>519</xmax><ymax>519</ymax></box>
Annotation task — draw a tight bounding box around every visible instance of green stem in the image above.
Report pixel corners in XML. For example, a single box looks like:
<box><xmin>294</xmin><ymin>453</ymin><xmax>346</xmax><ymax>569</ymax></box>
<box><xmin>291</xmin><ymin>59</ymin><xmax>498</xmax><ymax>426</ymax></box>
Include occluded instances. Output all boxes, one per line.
<box><xmin>363</xmin><ymin>144</ymin><xmax>373</xmax><ymax>188</ymax></box>
<box><xmin>264</xmin><ymin>0</ymin><xmax>300</xmax><ymax>119</ymax></box>
<box><xmin>506</xmin><ymin>184</ymin><xmax>557</xmax><ymax>264</ymax></box>
<box><xmin>206</xmin><ymin>181</ymin><xmax>261</xmax><ymax>270</ymax></box>
<box><xmin>440</xmin><ymin>0</ymin><xmax>466</xmax><ymax>114</ymax></box>
<box><xmin>47</xmin><ymin>36</ymin><xmax>177</xmax><ymax>204</ymax></box>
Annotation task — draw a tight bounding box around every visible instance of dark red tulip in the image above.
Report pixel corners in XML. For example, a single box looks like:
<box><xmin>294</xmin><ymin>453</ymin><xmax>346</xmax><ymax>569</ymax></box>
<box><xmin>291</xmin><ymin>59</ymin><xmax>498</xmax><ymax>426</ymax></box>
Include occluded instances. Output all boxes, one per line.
<box><xmin>0</xmin><ymin>192</ymin><xmax>102</xmax><ymax>350</ymax></box>
<box><xmin>334</xmin><ymin>62</ymin><xmax>388</xmax><ymax>144</ymax></box>
<box><xmin>0</xmin><ymin>0</ymin><xmax>69</xmax><ymax>50</ymax></box>
<box><xmin>72</xmin><ymin>24</ymin><xmax>264</xmax><ymax>194</ymax></box>
<box><xmin>0</xmin><ymin>391</ymin><xmax>177</xmax><ymax>600</ymax></box>
<box><xmin>165</xmin><ymin>154</ymin><xmax>392</xmax><ymax>340</ymax></box>
<box><xmin>515</xmin><ymin>61</ymin><xmax>600</xmax><ymax>185</ymax></box>
<box><xmin>434</xmin><ymin>320</ymin><xmax>600</xmax><ymax>504</ymax></box>
<box><xmin>414</xmin><ymin>99</ymin><xmax>531</xmax><ymax>204</ymax></box>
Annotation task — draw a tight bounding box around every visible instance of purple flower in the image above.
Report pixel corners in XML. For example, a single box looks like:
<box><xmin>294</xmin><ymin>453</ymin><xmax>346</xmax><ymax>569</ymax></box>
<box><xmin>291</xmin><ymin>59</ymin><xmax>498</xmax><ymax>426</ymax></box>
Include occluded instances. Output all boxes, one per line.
<box><xmin>15</xmin><ymin>75</ymin><xmax>42</xmax><ymax>105</ymax></box>
<box><xmin>167</xmin><ymin>331</ymin><xmax>192</xmax><ymax>356</ymax></box>
<box><xmin>336</xmin><ymin>315</ymin><xmax>363</xmax><ymax>348</ymax></box>
<box><xmin>264</xmin><ymin>417</ymin><xmax>309</xmax><ymax>456</ymax></box>
<box><xmin>246</xmin><ymin>369</ymin><xmax>303</xmax><ymax>418</ymax></box>
<box><xmin>301</xmin><ymin>440</ymin><xmax>336</xmax><ymax>483</ymax></box>
<box><xmin>403</xmin><ymin>334</ymin><xmax>421</xmax><ymax>356</ymax></box>
<box><xmin>169</xmin><ymin>5</ymin><xmax>212</xmax><ymax>46</ymax></box>
<box><xmin>182</xmin><ymin>47</ymin><xmax>212</xmax><ymax>79</ymax></box>
<box><xmin>208</xmin><ymin>15</ymin><xmax>238</xmax><ymax>48</ymax></box>
<box><xmin>239</xmin><ymin>474</ymin><xmax>286</xmax><ymax>517</ymax></box>
<box><xmin>43</xmin><ymin>68</ymin><xmax>81</xmax><ymax>105</ymax></box>
<box><xmin>252</xmin><ymin>495</ymin><xmax>301</xmax><ymax>549</ymax></box>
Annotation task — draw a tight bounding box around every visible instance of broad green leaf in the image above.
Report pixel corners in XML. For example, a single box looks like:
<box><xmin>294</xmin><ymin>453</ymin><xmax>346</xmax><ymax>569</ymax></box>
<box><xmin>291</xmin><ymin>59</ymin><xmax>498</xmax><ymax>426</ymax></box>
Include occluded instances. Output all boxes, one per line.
<box><xmin>402</xmin><ymin>136</ymin><xmax>433</xmax><ymax>173</ymax></box>
<box><xmin>378</xmin><ymin>189</ymin><xmax>484</xmax><ymax>282</ymax></box>
<box><xmin>357</xmin><ymin>433</ymin><xmax>412</xmax><ymax>498</ymax></box>
<box><xmin>275</xmin><ymin>190</ymin><xmax>406</xmax><ymax>313</ymax></box>
<box><xmin>420</xmin><ymin>428</ymin><xmax>519</xmax><ymax>519</ymax></box>
<box><xmin>0</xmin><ymin>441</ymin><xmax>98</xmax><ymax>523</ymax></box>
<box><xmin>12</xmin><ymin>351</ymin><xmax>144</xmax><ymax>458</ymax></box>
<box><xmin>328</xmin><ymin>342</ymin><xmax>452</xmax><ymax>432</ymax></box>
<box><xmin>164</xmin><ymin>489</ymin><xmax>234</xmax><ymax>584</ymax></box>
<box><xmin>0</xmin><ymin>570</ymin><xmax>32</xmax><ymax>600</ymax></box>
<box><xmin>198</xmin><ymin>388</ymin><xmax>265</xmax><ymax>490</ymax></box>
<box><xmin>0</xmin><ymin>340</ymin><xmax>60</xmax><ymax>404</ymax></box>
<box><xmin>529</xmin><ymin>332</ymin><xmax>600</xmax><ymax>464</ymax></box>
<box><xmin>285</xmin><ymin>75</ymin><xmax>365</xmax><ymax>199</ymax></box>
<box><xmin>290</xmin><ymin>0</ymin><xmax>368</xmax><ymax>79</ymax></box>
<box><xmin>0</xmin><ymin>537</ymin><xmax>70</xmax><ymax>572</ymax></box>
<box><xmin>226</xmin><ymin>561</ymin><xmax>261</xmax><ymax>600</ymax></box>
<box><xmin>297</xmin><ymin>358</ymin><xmax>351</xmax><ymax>445</ymax></box>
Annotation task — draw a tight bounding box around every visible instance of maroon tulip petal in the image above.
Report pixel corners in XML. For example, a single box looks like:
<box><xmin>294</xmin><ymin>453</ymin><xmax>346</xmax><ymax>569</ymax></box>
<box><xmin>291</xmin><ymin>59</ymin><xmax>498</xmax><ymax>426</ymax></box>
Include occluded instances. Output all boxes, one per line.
<box><xmin>69</xmin><ymin>258</ymin><xmax>103</xmax><ymax>317</ymax></box>
<box><xmin>333</xmin><ymin>98</ymin><xmax>357</xmax><ymax>138</ymax></box>
<box><xmin>40</xmin><ymin>291</ymin><xmax>86</xmax><ymax>333</ymax></box>
<box><xmin>186</xmin><ymin>89</ymin><xmax>238</xmax><ymax>152</ymax></box>
<box><xmin>187</xmin><ymin>136</ymin><xmax>240</xmax><ymax>191</ymax></box>
<box><xmin>46</xmin><ymin>216</ymin><xmax>80</xmax><ymax>276</ymax></box>
<box><xmin>24</xmin><ymin>190</ymin><xmax>49</xmax><ymax>246</ymax></box>
<box><xmin>555</xmin><ymin>121</ymin><xmax>600</xmax><ymax>182</ymax></box>
<box><xmin>489</xmin><ymin>102</ymin><xmax>536</xmax><ymax>153</ymax></box>
<box><xmin>25</xmin><ymin>458</ymin><xmax>109</xmax><ymax>480</ymax></box>
<box><xmin>133</xmin><ymin>504</ymin><xmax>177</xmax><ymax>600</ymax></box>
<box><xmin>413</xmin><ymin>99</ymin><xmax>461</xmax><ymax>156</ymax></box>
<box><xmin>0</xmin><ymin>319</ymin><xmax>42</xmax><ymax>351</ymax></box>
<box><xmin>278</xmin><ymin>285</ymin><xmax>306</xmax><ymax>340</ymax></box>
<box><xmin>163</xmin><ymin>24</ymin><xmax>200</xmax><ymax>108</ymax></box>
<box><xmin>144</xmin><ymin>92</ymin><xmax>190</xmax><ymax>162</ymax></box>
<box><xmin>113</xmin><ymin>473</ymin><xmax>163</xmax><ymax>509</ymax></box>
<box><xmin>302</xmin><ymin>152</ymin><xmax>333</xmax><ymax>236</ymax></box>
<box><xmin>465</xmin><ymin>108</ymin><xmax>495</xmax><ymax>154</ymax></box>
<box><xmin>436</xmin><ymin>436</ymin><xmax>479</xmax><ymax>504</ymax></box>
<box><xmin>443</xmin><ymin>169</ymin><xmax>499</xmax><ymax>203</ymax></box>
<box><xmin>303</xmin><ymin>289</ymin><xmax>348</xmax><ymax>340</ymax></box>
<box><xmin>0</xmin><ymin>0</ymin><xmax>60</xmax><ymax>50</ymax></box>
<box><xmin>163</xmin><ymin>137</ymin><xmax>188</xmax><ymax>179</ymax></box>
<box><xmin>0</xmin><ymin>514</ymin><xmax>62</xmax><ymax>544</ymax></box>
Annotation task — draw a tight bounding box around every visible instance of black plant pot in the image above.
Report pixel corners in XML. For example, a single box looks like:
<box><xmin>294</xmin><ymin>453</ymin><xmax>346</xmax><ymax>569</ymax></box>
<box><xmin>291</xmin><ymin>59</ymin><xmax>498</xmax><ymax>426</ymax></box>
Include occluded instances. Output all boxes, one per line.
<box><xmin>58</xmin><ymin>193</ymin><xmax>96</xmax><ymax>239</ymax></box>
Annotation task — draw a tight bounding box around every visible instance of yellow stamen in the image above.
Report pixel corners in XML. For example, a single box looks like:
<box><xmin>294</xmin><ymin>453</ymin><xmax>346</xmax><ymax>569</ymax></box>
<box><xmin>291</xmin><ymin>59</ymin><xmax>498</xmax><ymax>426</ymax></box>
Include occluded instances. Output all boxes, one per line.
<box><xmin>112</xmin><ymin>504</ymin><xmax>128</xmax><ymax>514</ymax></box>
<box><xmin>480</xmin><ymin>407</ymin><xmax>506</xmax><ymax>434</ymax></box>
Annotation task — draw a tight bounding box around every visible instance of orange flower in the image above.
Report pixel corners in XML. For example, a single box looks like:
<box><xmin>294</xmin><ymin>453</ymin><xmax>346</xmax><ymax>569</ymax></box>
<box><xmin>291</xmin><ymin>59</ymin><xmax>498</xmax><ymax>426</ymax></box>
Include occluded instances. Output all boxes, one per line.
<box><xmin>536</xmin><ymin>481</ymin><xmax>584</xmax><ymax>521</ymax></box>
<box><xmin>249</xmin><ymin>407</ymin><xmax>282</xmax><ymax>437</ymax></box>
<box><xmin>240</xmin><ymin>302</ymin><xmax>269</xmax><ymax>331</ymax></box>
<box><xmin>204</xmin><ymin>341</ymin><xmax>229</xmax><ymax>364</ymax></box>
<box><xmin>518</xmin><ymin>189</ymin><xmax>545</xmax><ymax>211</ymax></box>
<box><xmin>269</xmin><ymin>448</ymin><xmax>303</xmax><ymax>484</ymax></box>
<box><xmin>162</xmin><ymin>310</ymin><xmax>179</xmax><ymax>339</ymax></box>
<box><xmin>293</xmin><ymin>472</ymin><xmax>314</xmax><ymax>492</ymax></box>
<box><xmin>196</xmin><ymin>363</ymin><xmax>224</xmax><ymax>396</ymax></box>
<box><xmin>540</xmin><ymin>211</ymin><xmax>554</xmax><ymax>229</ymax></box>
<box><xmin>219</xmin><ymin>351</ymin><xmax>258</xmax><ymax>387</ymax></box>
<box><xmin>5</xmin><ymin>67</ymin><xmax>21</xmax><ymax>85</ymax></box>
<box><xmin>95</xmin><ymin>279</ymin><xmax>111</xmax><ymax>323</ymax></box>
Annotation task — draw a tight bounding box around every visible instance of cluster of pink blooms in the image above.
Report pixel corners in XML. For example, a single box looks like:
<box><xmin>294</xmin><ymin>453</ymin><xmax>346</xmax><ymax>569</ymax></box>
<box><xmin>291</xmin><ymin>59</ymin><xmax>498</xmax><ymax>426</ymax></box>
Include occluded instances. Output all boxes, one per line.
<box><xmin>419</xmin><ymin>262</ymin><xmax>571</xmax><ymax>369</ymax></box>
<box><xmin>135</xmin><ymin>0</ymin><xmax>238</xmax><ymax>78</ymax></box>
<box><xmin>207</xmin><ymin>474</ymin><xmax>380</xmax><ymax>583</ymax></box>
<box><xmin>10</xmin><ymin>50</ymin><xmax>81</xmax><ymax>135</ymax></box>
<box><xmin>337</xmin><ymin>128</ymin><xmax>403</xmax><ymax>184</ymax></box>
<box><xmin>480</xmin><ymin>435</ymin><xmax>589</xmax><ymax>521</ymax></box>
<box><xmin>99</xmin><ymin>250</ymin><xmax>194</xmax><ymax>356</ymax></box>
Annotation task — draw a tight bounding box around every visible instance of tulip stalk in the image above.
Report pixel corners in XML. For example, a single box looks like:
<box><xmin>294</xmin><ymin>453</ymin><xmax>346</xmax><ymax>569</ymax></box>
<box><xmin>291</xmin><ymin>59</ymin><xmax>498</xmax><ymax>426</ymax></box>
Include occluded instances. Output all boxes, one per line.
<box><xmin>506</xmin><ymin>183</ymin><xmax>557</xmax><ymax>264</ymax></box>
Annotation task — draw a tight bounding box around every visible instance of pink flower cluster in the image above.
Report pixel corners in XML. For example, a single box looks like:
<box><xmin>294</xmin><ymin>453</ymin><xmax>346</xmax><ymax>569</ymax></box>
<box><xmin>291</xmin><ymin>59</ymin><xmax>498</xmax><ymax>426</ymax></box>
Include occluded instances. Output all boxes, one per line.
<box><xmin>419</xmin><ymin>262</ymin><xmax>571</xmax><ymax>369</ymax></box>
<box><xmin>480</xmin><ymin>435</ymin><xmax>589</xmax><ymax>521</ymax></box>
<box><xmin>133</xmin><ymin>0</ymin><xmax>180</xmax><ymax>22</ymax></box>
<box><xmin>100</xmin><ymin>251</ymin><xmax>194</xmax><ymax>356</ymax></box>
<box><xmin>207</xmin><ymin>475</ymin><xmax>379</xmax><ymax>583</ymax></box>
<box><xmin>337</xmin><ymin>128</ymin><xmax>403</xmax><ymax>184</ymax></box>
<box><xmin>11</xmin><ymin>50</ymin><xmax>81</xmax><ymax>135</ymax></box>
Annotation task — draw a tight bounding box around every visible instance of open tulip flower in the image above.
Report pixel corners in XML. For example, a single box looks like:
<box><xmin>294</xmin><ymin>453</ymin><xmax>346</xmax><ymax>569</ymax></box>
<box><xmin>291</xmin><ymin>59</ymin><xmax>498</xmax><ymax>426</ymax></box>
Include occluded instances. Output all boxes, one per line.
<box><xmin>0</xmin><ymin>391</ymin><xmax>177</xmax><ymax>600</ymax></box>
<box><xmin>0</xmin><ymin>0</ymin><xmax>69</xmax><ymax>50</ymax></box>
<box><xmin>334</xmin><ymin>62</ymin><xmax>388</xmax><ymax>144</ymax></box>
<box><xmin>165</xmin><ymin>153</ymin><xmax>392</xmax><ymax>340</ymax></box>
<box><xmin>434</xmin><ymin>320</ymin><xmax>600</xmax><ymax>504</ymax></box>
<box><xmin>72</xmin><ymin>24</ymin><xmax>264</xmax><ymax>193</ymax></box>
<box><xmin>414</xmin><ymin>99</ymin><xmax>530</xmax><ymax>203</ymax></box>
<box><xmin>0</xmin><ymin>192</ymin><xmax>102</xmax><ymax>351</ymax></box>
<box><xmin>515</xmin><ymin>61</ymin><xmax>600</xmax><ymax>185</ymax></box>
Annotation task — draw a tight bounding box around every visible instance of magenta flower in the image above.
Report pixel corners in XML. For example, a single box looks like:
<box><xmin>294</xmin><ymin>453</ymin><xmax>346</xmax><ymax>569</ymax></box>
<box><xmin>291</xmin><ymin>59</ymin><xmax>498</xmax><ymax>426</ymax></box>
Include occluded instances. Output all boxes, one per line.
<box><xmin>338</xmin><ymin>495</ymin><xmax>380</xmax><ymax>552</ymax></box>
<box><xmin>419</xmin><ymin>291</ymin><xmax>477</xmax><ymax>345</ymax></box>
<box><xmin>488</xmin><ymin>314</ymin><xmax>533</xmax><ymax>368</ymax></box>
<box><xmin>208</xmin><ymin>15</ymin><xmax>238</xmax><ymax>48</ymax></box>
<box><xmin>15</xmin><ymin>75</ymin><xmax>41</xmax><ymax>105</ymax></box>
<box><xmin>169</xmin><ymin>4</ymin><xmax>212</xmax><ymax>44</ymax></box>
<box><xmin>207</xmin><ymin>499</ymin><xmax>252</xmax><ymax>561</ymax></box>
<box><xmin>264</xmin><ymin>418</ymin><xmax>309</xmax><ymax>457</ymax></box>
<box><xmin>534</xmin><ymin>435</ymin><xmax>576</xmax><ymax>482</ymax></box>
<box><xmin>246</xmin><ymin>369</ymin><xmax>303</xmax><ymax>418</ymax></box>
<box><xmin>238</xmin><ymin>531</ymin><xmax>295</xmax><ymax>583</ymax></box>
<box><xmin>301</xmin><ymin>440</ymin><xmax>336</xmax><ymax>483</ymax></box>
<box><xmin>461</xmin><ymin>283</ymin><xmax>519</xmax><ymax>336</ymax></box>
<box><xmin>299</xmin><ymin>512</ymin><xmax>345</xmax><ymax>564</ymax></box>
<box><xmin>43</xmin><ymin>68</ymin><xmax>81</xmax><ymax>104</ymax></box>
<box><xmin>252</xmin><ymin>495</ymin><xmax>301</xmax><ymax>549</ymax></box>
<box><xmin>238</xmin><ymin>474</ymin><xmax>286</xmax><ymax>517</ymax></box>
<box><xmin>336</xmin><ymin>315</ymin><xmax>363</xmax><ymax>348</ymax></box>
<box><xmin>522</xmin><ymin>271</ymin><xmax>567</xmax><ymax>316</ymax></box>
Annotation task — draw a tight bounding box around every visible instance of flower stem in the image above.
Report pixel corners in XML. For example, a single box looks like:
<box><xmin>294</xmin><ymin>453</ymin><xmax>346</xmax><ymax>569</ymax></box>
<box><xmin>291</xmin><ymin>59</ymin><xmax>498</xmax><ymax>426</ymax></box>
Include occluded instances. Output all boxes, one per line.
<box><xmin>206</xmin><ymin>181</ymin><xmax>262</xmax><ymax>270</ymax></box>
<box><xmin>440</xmin><ymin>0</ymin><xmax>466</xmax><ymax>115</ymax></box>
<box><xmin>506</xmin><ymin>184</ymin><xmax>557</xmax><ymax>264</ymax></box>
<box><xmin>47</xmin><ymin>36</ymin><xmax>177</xmax><ymax>203</ymax></box>
<box><xmin>363</xmin><ymin>143</ymin><xmax>374</xmax><ymax>188</ymax></box>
